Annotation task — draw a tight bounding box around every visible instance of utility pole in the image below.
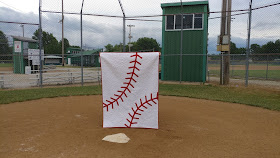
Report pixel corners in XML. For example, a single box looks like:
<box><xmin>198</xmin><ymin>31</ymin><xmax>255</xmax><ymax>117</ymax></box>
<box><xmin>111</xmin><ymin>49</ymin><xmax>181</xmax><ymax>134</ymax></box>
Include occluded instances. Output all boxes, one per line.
<box><xmin>127</xmin><ymin>24</ymin><xmax>135</xmax><ymax>52</ymax></box>
<box><xmin>61</xmin><ymin>0</ymin><xmax>65</xmax><ymax>66</ymax></box>
<box><xmin>20</xmin><ymin>24</ymin><xmax>24</xmax><ymax>37</ymax></box>
<box><xmin>217</xmin><ymin>0</ymin><xmax>232</xmax><ymax>85</ymax></box>
<box><xmin>245</xmin><ymin>0</ymin><xmax>253</xmax><ymax>87</ymax></box>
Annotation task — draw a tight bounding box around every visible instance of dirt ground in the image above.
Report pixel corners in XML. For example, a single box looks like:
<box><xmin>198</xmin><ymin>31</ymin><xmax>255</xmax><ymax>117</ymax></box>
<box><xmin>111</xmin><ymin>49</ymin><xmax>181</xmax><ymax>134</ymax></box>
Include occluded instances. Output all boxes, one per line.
<box><xmin>0</xmin><ymin>67</ymin><xmax>12</xmax><ymax>72</ymax></box>
<box><xmin>208</xmin><ymin>65</ymin><xmax>280</xmax><ymax>70</ymax></box>
<box><xmin>1</xmin><ymin>96</ymin><xmax>280</xmax><ymax>158</ymax></box>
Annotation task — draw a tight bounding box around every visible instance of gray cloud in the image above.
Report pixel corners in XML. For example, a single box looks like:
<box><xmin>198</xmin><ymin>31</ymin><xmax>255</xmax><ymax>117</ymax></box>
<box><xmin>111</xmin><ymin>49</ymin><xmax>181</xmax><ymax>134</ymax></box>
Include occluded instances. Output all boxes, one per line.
<box><xmin>1</xmin><ymin>0</ymin><xmax>280</xmax><ymax>52</ymax></box>
<box><xmin>0</xmin><ymin>7</ymin><xmax>162</xmax><ymax>49</ymax></box>
<box><xmin>252</xmin><ymin>21</ymin><xmax>279</xmax><ymax>30</ymax></box>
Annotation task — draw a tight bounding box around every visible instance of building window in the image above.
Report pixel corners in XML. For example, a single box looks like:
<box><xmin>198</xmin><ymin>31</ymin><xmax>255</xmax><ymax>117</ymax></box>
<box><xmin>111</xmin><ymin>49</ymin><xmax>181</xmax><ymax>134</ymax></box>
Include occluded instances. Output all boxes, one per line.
<box><xmin>166</xmin><ymin>15</ymin><xmax>174</xmax><ymax>30</ymax></box>
<box><xmin>166</xmin><ymin>13</ymin><xmax>203</xmax><ymax>31</ymax></box>
<box><xmin>194</xmin><ymin>14</ymin><xmax>203</xmax><ymax>29</ymax></box>
<box><xmin>185</xmin><ymin>14</ymin><xmax>193</xmax><ymax>29</ymax></box>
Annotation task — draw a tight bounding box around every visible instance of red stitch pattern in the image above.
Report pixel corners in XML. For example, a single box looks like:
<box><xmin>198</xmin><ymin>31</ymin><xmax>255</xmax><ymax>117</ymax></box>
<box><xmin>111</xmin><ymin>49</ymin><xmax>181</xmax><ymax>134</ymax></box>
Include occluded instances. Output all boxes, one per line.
<box><xmin>124</xmin><ymin>92</ymin><xmax>159</xmax><ymax>128</ymax></box>
<box><xmin>103</xmin><ymin>52</ymin><xmax>143</xmax><ymax>111</ymax></box>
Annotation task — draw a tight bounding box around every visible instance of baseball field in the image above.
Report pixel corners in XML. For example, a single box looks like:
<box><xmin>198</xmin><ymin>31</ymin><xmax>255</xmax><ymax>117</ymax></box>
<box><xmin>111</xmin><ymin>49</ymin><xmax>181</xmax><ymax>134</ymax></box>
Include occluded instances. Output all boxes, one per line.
<box><xmin>208</xmin><ymin>64</ymin><xmax>280</xmax><ymax>80</ymax></box>
<box><xmin>1</xmin><ymin>84</ymin><xmax>280</xmax><ymax>157</ymax></box>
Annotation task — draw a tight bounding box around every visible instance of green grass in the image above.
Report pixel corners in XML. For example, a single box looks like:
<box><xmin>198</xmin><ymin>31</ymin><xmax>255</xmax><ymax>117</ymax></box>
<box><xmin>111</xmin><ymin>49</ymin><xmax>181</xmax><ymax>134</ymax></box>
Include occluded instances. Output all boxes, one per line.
<box><xmin>210</xmin><ymin>70</ymin><xmax>280</xmax><ymax>79</ymax></box>
<box><xmin>159</xmin><ymin>84</ymin><xmax>280</xmax><ymax>111</ymax></box>
<box><xmin>0</xmin><ymin>84</ymin><xmax>279</xmax><ymax>111</ymax></box>
<box><xmin>0</xmin><ymin>63</ymin><xmax>13</xmax><ymax>67</ymax></box>
<box><xmin>0</xmin><ymin>86</ymin><xmax>102</xmax><ymax>104</ymax></box>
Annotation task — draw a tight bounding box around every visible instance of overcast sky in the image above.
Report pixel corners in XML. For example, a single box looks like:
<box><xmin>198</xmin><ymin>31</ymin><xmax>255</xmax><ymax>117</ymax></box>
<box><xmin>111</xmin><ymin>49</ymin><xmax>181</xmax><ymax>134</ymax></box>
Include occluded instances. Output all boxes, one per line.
<box><xmin>0</xmin><ymin>0</ymin><xmax>280</xmax><ymax>54</ymax></box>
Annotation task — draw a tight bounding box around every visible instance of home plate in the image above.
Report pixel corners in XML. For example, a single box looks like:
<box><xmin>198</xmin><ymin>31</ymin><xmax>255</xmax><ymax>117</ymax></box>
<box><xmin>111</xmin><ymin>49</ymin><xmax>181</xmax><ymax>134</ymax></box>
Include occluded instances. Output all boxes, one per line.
<box><xmin>102</xmin><ymin>133</ymin><xmax>130</xmax><ymax>143</ymax></box>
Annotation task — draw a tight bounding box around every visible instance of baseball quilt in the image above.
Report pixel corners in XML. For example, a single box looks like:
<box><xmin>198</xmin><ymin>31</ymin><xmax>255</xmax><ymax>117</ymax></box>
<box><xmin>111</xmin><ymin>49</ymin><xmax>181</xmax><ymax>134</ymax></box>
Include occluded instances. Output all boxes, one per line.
<box><xmin>100</xmin><ymin>52</ymin><xmax>159</xmax><ymax>129</ymax></box>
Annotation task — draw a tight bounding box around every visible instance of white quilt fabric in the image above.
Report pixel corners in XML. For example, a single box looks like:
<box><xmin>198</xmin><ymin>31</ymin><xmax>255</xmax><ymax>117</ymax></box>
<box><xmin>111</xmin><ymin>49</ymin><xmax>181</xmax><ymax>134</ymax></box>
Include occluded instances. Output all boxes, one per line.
<box><xmin>100</xmin><ymin>52</ymin><xmax>159</xmax><ymax>129</ymax></box>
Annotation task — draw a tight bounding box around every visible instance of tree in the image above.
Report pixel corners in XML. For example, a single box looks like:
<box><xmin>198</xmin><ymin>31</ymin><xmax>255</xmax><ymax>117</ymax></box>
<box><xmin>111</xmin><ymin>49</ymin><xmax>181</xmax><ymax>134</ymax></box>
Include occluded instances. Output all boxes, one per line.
<box><xmin>71</xmin><ymin>45</ymin><xmax>80</xmax><ymax>48</ymax></box>
<box><xmin>132</xmin><ymin>37</ymin><xmax>160</xmax><ymax>52</ymax></box>
<box><xmin>0</xmin><ymin>30</ymin><xmax>11</xmax><ymax>54</ymax></box>
<box><xmin>0</xmin><ymin>30</ymin><xmax>12</xmax><ymax>59</ymax></box>
<box><xmin>259</xmin><ymin>40</ymin><xmax>280</xmax><ymax>60</ymax></box>
<box><xmin>104</xmin><ymin>37</ymin><xmax>161</xmax><ymax>52</ymax></box>
<box><xmin>59</xmin><ymin>38</ymin><xmax>70</xmax><ymax>54</ymax></box>
<box><xmin>104</xmin><ymin>44</ymin><xmax>114</xmax><ymax>52</ymax></box>
<box><xmin>33</xmin><ymin>29</ymin><xmax>60</xmax><ymax>54</ymax></box>
<box><xmin>230</xmin><ymin>42</ymin><xmax>239</xmax><ymax>54</ymax></box>
<box><xmin>250</xmin><ymin>44</ymin><xmax>261</xmax><ymax>54</ymax></box>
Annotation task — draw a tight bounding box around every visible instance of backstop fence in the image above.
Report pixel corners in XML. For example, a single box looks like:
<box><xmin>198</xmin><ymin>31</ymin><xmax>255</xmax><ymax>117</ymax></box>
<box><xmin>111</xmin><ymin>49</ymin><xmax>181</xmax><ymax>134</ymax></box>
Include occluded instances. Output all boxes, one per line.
<box><xmin>0</xmin><ymin>0</ymin><xmax>280</xmax><ymax>89</ymax></box>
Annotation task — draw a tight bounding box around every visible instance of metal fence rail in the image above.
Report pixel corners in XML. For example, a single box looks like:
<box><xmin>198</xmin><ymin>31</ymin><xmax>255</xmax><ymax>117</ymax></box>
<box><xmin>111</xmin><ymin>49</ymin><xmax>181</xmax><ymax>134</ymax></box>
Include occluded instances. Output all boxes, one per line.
<box><xmin>1</xmin><ymin>0</ymin><xmax>280</xmax><ymax>89</ymax></box>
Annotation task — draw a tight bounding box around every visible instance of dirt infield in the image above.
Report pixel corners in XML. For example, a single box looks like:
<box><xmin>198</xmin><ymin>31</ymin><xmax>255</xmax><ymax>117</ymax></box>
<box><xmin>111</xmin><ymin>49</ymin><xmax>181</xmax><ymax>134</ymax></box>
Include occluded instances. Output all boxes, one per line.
<box><xmin>208</xmin><ymin>65</ymin><xmax>280</xmax><ymax>70</ymax></box>
<box><xmin>0</xmin><ymin>67</ymin><xmax>12</xmax><ymax>72</ymax></box>
<box><xmin>1</xmin><ymin>96</ymin><xmax>280</xmax><ymax>158</ymax></box>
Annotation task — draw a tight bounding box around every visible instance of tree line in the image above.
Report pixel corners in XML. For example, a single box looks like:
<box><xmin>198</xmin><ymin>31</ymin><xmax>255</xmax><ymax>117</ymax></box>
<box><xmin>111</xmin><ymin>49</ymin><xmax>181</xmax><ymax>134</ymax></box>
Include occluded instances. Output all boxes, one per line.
<box><xmin>231</xmin><ymin>39</ymin><xmax>280</xmax><ymax>60</ymax></box>
<box><xmin>104</xmin><ymin>37</ymin><xmax>161</xmax><ymax>52</ymax></box>
<box><xmin>0</xmin><ymin>29</ymin><xmax>78</xmax><ymax>59</ymax></box>
<box><xmin>0</xmin><ymin>30</ymin><xmax>13</xmax><ymax>59</ymax></box>
<box><xmin>210</xmin><ymin>40</ymin><xmax>280</xmax><ymax>61</ymax></box>
<box><xmin>32</xmin><ymin>29</ymin><xmax>79</xmax><ymax>54</ymax></box>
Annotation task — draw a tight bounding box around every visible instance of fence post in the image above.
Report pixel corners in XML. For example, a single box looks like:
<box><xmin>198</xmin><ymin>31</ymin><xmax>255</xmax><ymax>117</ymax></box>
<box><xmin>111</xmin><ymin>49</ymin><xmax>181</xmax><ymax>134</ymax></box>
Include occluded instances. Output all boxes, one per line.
<box><xmin>266</xmin><ymin>54</ymin><xmax>269</xmax><ymax>80</ymax></box>
<box><xmin>231</xmin><ymin>55</ymin><xmax>234</xmax><ymax>77</ymax></box>
<box><xmin>220</xmin><ymin>53</ymin><xmax>224</xmax><ymax>84</ymax></box>
<box><xmin>98</xmin><ymin>71</ymin><xmax>100</xmax><ymax>86</ymax></box>
<box><xmin>38</xmin><ymin>0</ymin><xmax>43</xmax><ymax>88</ymax></box>
<box><xmin>0</xmin><ymin>76</ymin><xmax>4</xmax><ymax>89</ymax></box>
<box><xmin>36</xmin><ymin>74</ymin><xmax>39</xmax><ymax>86</ymax></box>
<box><xmin>179</xmin><ymin>0</ymin><xmax>183</xmax><ymax>84</ymax></box>
<box><xmin>80</xmin><ymin>0</ymin><xmax>85</xmax><ymax>86</ymax></box>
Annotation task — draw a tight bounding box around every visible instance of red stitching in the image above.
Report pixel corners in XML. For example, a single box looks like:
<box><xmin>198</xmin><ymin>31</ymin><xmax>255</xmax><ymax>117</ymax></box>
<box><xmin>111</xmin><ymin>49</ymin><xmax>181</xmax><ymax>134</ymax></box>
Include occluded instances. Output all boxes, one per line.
<box><xmin>124</xmin><ymin>92</ymin><xmax>159</xmax><ymax>128</ymax></box>
<box><xmin>103</xmin><ymin>52</ymin><xmax>143</xmax><ymax>112</ymax></box>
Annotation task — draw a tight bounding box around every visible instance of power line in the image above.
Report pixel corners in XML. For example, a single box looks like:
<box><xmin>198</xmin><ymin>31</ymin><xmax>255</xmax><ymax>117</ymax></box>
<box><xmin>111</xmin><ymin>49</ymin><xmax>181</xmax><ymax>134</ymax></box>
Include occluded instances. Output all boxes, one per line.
<box><xmin>41</xmin><ymin>10</ymin><xmax>123</xmax><ymax>18</ymax></box>
<box><xmin>125</xmin><ymin>2</ymin><xmax>280</xmax><ymax>18</ymax></box>
<box><xmin>0</xmin><ymin>1</ymin><xmax>24</xmax><ymax>12</ymax></box>
<box><xmin>0</xmin><ymin>20</ymin><xmax>39</xmax><ymax>25</ymax></box>
<box><xmin>40</xmin><ymin>2</ymin><xmax>280</xmax><ymax>22</ymax></box>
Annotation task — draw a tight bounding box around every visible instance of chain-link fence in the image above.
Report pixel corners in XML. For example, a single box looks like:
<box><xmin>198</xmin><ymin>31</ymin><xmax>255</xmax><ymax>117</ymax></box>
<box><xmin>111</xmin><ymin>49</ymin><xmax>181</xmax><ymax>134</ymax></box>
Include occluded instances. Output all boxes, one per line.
<box><xmin>1</xmin><ymin>0</ymin><xmax>280</xmax><ymax>89</ymax></box>
<box><xmin>207</xmin><ymin>54</ymin><xmax>280</xmax><ymax>88</ymax></box>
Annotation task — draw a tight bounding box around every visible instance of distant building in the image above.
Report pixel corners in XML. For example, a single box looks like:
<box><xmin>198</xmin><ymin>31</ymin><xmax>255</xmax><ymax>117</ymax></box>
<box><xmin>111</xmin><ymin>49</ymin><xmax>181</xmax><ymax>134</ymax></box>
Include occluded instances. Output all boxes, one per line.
<box><xmin>44</xmin><ymin>55</ymin><xmax>62</xmax><ymax>65</ymax></box>
<box><xmin>67</xmin><ymin>49</ymin><xmax>102</xmax><ymax>67</ymax></box>
<box><xmin>66</xmin><ymin>47</ymin><xmax>81</xmax><ymax>54</ymax></box>
<box><xmin>12</xmin><ymin>36</ymin><xmax>39</xmax><ymax>74</ymax></box>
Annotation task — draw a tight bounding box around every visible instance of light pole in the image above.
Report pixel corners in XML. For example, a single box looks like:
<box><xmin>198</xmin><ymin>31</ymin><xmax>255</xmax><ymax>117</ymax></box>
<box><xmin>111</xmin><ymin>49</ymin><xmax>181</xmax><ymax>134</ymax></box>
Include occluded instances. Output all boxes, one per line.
<box><xmin>117</xmin><ymin>0</ymin><xmax>126</xmax><ymax>52</ymax></box>
<box><xmin>81</xmin><ymin>0</ymin><xmax>84</xmax><ymax>86</ymax></box>
<box><xmin>127</xmin><ymin>24</ymin><xmax>135</xmax><ymax>52</ymax></box>
<box><xmin>20</xmin><ymin>24</ymin><xmax>24</xmax><ymax>37</ymax></box>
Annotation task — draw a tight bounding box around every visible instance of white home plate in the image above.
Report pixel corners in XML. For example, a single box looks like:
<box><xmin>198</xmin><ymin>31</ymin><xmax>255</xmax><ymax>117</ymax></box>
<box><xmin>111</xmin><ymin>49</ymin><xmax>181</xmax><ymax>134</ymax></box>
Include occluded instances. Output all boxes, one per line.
<box><xmin>102</xmin><ymin>133</ymin><xmax>130</xmax><ymax>143</ymax></box>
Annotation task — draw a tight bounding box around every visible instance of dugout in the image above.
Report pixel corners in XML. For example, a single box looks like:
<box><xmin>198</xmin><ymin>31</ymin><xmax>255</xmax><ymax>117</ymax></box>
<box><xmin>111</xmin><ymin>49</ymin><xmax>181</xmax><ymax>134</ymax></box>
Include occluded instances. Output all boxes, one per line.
<box><xmin>12</xmin><ymin>36</ymin><xmax>39</xmax><ymax>74</ymax></box>
<box><xmin>161</xmin><ymin>1</ymin><xmax>209</xmax><ymax>82</ymax></box>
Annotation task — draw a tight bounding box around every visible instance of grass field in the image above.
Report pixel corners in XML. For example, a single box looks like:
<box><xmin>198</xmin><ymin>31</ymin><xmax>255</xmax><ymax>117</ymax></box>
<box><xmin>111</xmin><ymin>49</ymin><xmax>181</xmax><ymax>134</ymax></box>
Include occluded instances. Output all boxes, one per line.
<box><xmin>0</xmin><ymin>84</ymin><xmax>279</xmax><ymax>110</ymax></box>
<box><xmin>0</xmin><ymin>63</ymin><xmax>13</xmax><ymax>67</ymax></box>
<box><xmin>209</xmin><ymin>70</ymin><xmax>280</xmax><ymax>80</ymax></box>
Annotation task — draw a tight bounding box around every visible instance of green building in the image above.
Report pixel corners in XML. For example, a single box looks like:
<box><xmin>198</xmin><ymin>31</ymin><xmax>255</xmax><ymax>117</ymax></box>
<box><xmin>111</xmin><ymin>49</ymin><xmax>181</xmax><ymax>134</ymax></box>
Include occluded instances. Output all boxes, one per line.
<box><xmin>161</xmin><ymin>1</ymin><xmax>209</xmax><ymax>82</ymax></box>
<box><xmin>66</xmin><ymin>47</ymin><xmax>81</xmax><ymax>54</ymax></box>
<box><xmin>67</xmin><ymin>48</ymin><xmax>102</xmax><ymax>67</ymax></box>
<box><xmin>12</xmin><ymin>36</ymin><xmax>38</xmax><ymax>74</ymax></box>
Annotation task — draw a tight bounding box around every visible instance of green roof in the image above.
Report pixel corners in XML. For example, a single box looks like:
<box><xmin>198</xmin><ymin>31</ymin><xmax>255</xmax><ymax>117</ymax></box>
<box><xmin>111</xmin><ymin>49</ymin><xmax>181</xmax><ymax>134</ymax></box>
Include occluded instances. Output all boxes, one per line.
<box><xmin>161</xmin><ymin>1</ymin><xmax>208</xmax><ymax>8</ymax></box>
<box><xmin>81</xmin><ymin>50</ymin><xmax>99</xmax><ymax>55</ymax></box>
<box><xmin>70</xmin><ymin>49</ymin><xmax>102</xmax><ymax>57</ymax></box>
